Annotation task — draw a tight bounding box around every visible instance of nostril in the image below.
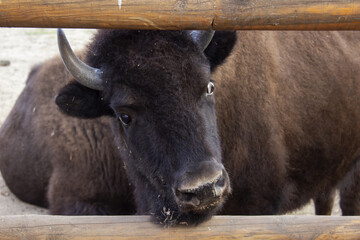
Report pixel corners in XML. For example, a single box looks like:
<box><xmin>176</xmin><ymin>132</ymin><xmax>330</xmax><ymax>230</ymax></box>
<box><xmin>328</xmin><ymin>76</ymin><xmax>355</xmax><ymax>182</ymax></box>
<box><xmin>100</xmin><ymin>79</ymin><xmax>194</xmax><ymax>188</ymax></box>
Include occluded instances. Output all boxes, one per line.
<box><xmin>175</xmin><ymin>189</ymin><xmax>200</xmax><ymax>206</ymax></box>
<box><xmin>183</xmin><ymin>192</ymin><xmax>195</xmax><ymax>202</ymax></box>
<box><xmin>215</xmin><ymin>175</ymin><xmax>225</xmax><ymax>188</ymax></box>
<box><xmin>174</xmin><ymin>164</ymin><xmax>230</xmax><ymax>212</ymax></box>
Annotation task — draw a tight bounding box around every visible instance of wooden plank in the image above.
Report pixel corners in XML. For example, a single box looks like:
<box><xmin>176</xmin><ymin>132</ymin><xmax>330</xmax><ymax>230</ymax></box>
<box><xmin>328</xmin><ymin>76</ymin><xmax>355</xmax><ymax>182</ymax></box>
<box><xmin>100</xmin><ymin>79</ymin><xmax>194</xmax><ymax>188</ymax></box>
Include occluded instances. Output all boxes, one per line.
<box><xmin>0</xmin><ymin>215</ymin><xmax>359</xmax><ymax>239</ymax></box>
<box><xmin>0</xmin><ymin>0</ymin><xmax>359</xmax><ymax>30</ymax></box>
<box><xmin>215</xmin><ymin>0</ymin><xmax>360</xmax><ymax>30</ymax></box>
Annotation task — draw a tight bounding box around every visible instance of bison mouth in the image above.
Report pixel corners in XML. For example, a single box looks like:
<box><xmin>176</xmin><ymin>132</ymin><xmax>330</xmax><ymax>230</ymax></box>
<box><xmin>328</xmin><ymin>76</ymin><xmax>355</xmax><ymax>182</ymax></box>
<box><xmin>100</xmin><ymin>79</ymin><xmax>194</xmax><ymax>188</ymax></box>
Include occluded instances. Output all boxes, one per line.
<box><xmin>152</xmin><ymin>200</ymin><xmax>225</xmax><ymax>226</ymax></box>
<box><xmin>150</xmin><ymin>169</ymin><xmax>231</xmax><ymax>226</ymax></box>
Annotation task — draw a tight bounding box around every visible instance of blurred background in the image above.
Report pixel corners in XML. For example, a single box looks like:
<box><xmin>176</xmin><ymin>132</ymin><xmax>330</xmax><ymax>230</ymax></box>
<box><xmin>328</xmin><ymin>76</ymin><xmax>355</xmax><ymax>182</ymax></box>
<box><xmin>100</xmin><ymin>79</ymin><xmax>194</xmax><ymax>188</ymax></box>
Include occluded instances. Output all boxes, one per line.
<box><xmin>0</xmin><ymin>28</ymin><xmax>95</xmax><ymax>215</ymax></box>
<box><xmin>0</xmin><ymin>28</ymin><xmax>341</xmax><ymax>216</ymax></box>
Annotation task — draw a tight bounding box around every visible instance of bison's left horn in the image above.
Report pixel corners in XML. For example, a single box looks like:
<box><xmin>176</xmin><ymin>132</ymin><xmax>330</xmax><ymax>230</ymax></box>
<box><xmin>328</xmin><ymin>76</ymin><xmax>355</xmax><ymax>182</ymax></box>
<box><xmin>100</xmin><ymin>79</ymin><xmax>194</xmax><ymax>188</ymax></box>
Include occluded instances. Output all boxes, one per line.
<box><xmin>189</xmin><ymin>30</ymin><xmax>215</xmax><ymax>52</ymax></box>
<box><xmin>57</xmin><ymin>29</ymin><xmax>104</xmax><ymax>91</ymax></box>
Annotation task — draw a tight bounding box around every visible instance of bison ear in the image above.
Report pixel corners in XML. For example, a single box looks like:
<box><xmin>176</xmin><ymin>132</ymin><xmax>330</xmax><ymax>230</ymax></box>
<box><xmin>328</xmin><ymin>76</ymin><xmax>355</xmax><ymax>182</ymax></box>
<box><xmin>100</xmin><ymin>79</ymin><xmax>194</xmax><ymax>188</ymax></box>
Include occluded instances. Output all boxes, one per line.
<box><xmin>55</xmin><ymin>82</ymin><xmax>113</xmax><ymax>118</ymax></box>
<box><xmin>204</xmin><ymin>31</ymin><xmax>237</xmax><ymax>72</ymax></box>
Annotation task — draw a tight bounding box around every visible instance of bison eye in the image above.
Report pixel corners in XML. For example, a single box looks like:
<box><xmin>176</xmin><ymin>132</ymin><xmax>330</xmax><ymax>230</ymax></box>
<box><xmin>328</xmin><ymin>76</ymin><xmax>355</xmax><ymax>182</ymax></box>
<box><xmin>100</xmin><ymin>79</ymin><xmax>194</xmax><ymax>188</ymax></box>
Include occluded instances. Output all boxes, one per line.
<box><xmin>119</xmin><ymin>113</ymin><xmax>132</xmax><ymax>125</ymax></box>
<box><xmin>206</xmin><ymin>81</ymin><xmax>215</xmax><ymax>96</ymax></box>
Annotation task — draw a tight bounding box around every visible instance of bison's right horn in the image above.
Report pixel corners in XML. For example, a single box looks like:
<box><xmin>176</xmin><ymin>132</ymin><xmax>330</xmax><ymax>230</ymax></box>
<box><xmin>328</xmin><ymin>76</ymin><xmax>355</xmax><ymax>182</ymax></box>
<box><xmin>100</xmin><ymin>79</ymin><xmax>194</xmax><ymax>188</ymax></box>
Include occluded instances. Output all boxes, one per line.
<box><xmin>189</xmin><ymin>30</ymin><xmax>215</xmax><ymax>52</ymax></box>
<box><xmin>57</xmin><ymin>29</ymin><xmax>104</xmax><ymax>91</ymax></box>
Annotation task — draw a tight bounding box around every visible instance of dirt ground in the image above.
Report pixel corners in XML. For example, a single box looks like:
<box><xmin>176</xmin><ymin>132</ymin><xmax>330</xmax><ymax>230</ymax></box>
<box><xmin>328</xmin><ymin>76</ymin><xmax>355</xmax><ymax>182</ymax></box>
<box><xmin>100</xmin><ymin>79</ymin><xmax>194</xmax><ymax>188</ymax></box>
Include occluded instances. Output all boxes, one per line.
<box><xmin>0</xmin><ymin>28</ymin><xmax>341</xmax><ymax>216</ymax></box>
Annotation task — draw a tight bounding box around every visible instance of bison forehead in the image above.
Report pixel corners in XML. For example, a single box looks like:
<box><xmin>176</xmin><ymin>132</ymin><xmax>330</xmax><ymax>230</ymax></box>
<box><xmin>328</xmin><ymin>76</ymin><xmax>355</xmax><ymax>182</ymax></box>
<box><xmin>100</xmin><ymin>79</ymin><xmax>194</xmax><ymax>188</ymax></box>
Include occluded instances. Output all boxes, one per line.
<box><xmin>103</xmin><ymin>57</ymin><xmax>211</xmax><ymax>111</ymax></box>
<box><xmin>87</xmin><ymin>30</ymin><xmax>211</xmax><ymax>97</ymax></box>
<box><xmin>132</xmin><ymin>62</ymin><xmax>208</xmax><ymax>96</ymax></box>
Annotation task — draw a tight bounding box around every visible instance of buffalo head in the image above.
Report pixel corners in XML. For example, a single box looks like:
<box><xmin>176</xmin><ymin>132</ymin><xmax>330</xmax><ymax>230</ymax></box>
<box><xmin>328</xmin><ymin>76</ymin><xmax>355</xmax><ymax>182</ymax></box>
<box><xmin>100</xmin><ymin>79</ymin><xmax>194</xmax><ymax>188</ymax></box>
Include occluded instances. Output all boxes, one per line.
<box><xmin>55</xmin><ymin>29</ymin><xmax>231</xmax><ymax>225</ymax></box>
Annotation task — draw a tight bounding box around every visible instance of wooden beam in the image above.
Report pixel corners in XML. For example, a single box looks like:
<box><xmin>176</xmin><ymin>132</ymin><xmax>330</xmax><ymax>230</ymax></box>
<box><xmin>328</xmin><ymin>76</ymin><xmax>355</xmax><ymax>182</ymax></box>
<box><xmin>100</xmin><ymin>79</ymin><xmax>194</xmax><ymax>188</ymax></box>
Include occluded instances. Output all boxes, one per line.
<box><xmin>0</xmin><ymin>0</ymin><xmax>359</xmax><ymax>30</ymax></box>
<box><xmin>0</xmin><ymin>215</ymin><xmax>359</xmax><ymax>239</ymax></box>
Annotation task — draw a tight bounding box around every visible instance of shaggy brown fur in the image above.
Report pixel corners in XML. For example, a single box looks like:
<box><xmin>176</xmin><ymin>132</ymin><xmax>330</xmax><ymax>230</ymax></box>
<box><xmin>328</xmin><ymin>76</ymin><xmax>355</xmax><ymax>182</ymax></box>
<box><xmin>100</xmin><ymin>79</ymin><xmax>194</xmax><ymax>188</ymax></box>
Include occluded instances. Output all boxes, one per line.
<box><xmin>216</xmin><ymin>31</ymin><xmax>360</xmax><ymax>215</ymax></box>
<box><xmin>0</xmin><ymin>31</ymin><xmax>359</xmax><ymax>225</ymax></box>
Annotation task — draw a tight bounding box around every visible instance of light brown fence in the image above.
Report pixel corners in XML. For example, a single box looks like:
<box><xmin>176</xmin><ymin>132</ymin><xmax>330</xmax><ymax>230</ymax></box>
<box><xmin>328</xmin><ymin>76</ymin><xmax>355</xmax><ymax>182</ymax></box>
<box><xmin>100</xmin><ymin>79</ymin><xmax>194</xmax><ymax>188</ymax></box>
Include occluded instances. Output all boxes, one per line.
<box><xmin>0</xmin><ymin>215</ymin><xmax>360</xmax><ymax>239</ymax></box>
<box><xmin>0</xmin><ymin>0</ymin><xmax>360</xmax><ymax>30</ymax></box>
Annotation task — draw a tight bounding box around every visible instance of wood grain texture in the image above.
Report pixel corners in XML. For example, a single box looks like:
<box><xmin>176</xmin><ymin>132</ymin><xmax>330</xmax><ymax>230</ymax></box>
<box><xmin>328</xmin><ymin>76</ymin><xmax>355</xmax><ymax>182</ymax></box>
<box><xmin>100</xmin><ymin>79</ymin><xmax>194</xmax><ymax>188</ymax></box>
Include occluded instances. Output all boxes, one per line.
<box><xmin>0</xmin><ymin>215</ymin><xmax>359</xmax><ymax>239</ymax></box>
<box><xmin>0</xmin><ymin>0</ymin><xmax>359</xmax><ymax>30</ymax></box>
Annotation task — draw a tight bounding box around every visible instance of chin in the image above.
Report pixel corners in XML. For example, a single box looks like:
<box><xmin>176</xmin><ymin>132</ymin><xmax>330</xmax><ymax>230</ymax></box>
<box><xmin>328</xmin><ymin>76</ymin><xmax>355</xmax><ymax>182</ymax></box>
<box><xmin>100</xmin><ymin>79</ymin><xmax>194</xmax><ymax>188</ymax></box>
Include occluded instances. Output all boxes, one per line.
<box><xmin>150</xmin><ymin>202</ymin><xmax>223</xmax><ymax>226</ymax></box>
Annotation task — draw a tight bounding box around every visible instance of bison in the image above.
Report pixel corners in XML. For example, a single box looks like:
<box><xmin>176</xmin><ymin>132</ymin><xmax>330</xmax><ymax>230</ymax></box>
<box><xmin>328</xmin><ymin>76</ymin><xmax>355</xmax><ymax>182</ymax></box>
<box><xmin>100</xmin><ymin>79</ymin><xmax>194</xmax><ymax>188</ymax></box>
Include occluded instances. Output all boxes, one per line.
<box><xmin>0</xmin><ymin>29</ymin><xmax>359</xmax><ymax>225</ymax></box>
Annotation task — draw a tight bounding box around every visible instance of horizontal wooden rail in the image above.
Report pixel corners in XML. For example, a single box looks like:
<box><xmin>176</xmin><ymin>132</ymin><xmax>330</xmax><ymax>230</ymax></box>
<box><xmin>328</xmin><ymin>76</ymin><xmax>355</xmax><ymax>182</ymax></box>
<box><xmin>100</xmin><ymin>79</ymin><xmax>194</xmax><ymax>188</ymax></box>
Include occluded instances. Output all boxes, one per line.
<box><xmin>0</xmin><ymin>0</ymin><xmax>360</xmax><ymax>30</ymax></box>
<box><xmin>0</xmin><ymin>215</ymin><xmax>359</xmax><ymax>239</ymax></box>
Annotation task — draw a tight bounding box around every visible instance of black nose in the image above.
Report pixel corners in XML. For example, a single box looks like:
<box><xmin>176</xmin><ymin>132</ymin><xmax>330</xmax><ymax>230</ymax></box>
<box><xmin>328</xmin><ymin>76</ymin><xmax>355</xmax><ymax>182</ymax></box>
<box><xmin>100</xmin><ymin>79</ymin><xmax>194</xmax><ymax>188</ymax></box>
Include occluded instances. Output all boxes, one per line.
<box><xmin>174</xmin><ymin>161</ymin><xmax>230</xmax><ymax>212</ymax></box>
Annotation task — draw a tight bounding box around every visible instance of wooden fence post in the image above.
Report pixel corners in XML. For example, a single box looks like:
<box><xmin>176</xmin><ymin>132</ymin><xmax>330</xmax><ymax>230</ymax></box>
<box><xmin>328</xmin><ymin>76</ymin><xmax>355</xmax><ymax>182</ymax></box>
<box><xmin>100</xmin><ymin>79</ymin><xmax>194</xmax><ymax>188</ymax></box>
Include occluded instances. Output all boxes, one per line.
<box><xmin>0</xmin><ymin>0</ymin><xmax>360</xmax><ymax>30</ymax></box>
<box><xmin>0</xmin><ymin>215</ymin><xmax>360</xmax><ymax>239</ymax></box>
